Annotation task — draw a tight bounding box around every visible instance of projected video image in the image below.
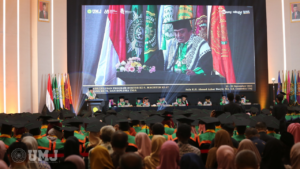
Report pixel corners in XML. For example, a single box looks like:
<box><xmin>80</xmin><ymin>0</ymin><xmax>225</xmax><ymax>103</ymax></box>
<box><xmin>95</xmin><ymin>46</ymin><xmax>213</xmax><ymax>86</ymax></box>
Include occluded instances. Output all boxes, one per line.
<box><xmin>82</xmin><ymin>5</ymin><xmax>256</xmax><ymax>94</ymax></box>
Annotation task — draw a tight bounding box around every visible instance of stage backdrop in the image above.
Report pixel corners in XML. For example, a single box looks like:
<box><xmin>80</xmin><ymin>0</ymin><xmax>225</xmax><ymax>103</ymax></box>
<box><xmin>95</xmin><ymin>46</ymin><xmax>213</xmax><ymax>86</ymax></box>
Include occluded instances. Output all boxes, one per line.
<box><xmin>67</xmin><ymin>0</ymin><xmax>269</xmax><ymax>112</ymax></box>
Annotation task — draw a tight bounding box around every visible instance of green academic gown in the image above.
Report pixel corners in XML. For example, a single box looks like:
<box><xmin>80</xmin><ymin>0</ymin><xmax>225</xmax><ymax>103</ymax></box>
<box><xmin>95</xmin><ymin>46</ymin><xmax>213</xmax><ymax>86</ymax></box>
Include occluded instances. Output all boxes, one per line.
<box><xmin>164</xmin><ymin>125</ymin><xmax>175</xmax><ymax>135</ymax></box>
<box><xmin>0</xmin><ymin>134</ymin><xmax>17</xmax><ymax>148</ymax></box>
<box><xmin>198</xmin><ymin>130</ymin><xmax>215</xmax><ymax>147</ymax></box>
<box><xmin>33</xmin><ymin>135</ymin><xmax>52</xmax><ymax>151</ymax></box>
<box><xmin>232</xmin><ymin>134</ymin><xmax>246</xmax><ymax>142</ymax></box>
<box><xmin>40</xmin><ymin>125</ymin><xmax>48</xmax><ymax>137</ymax></box>
<box><xmin>133</xmin><ymin>125</ymin><xmax>141</xmax><ymax>133</ymax></box>
<box><xmin>53</xmin><ymin>138</ymin><xmax>65</xmax><ymax>150</ymax></box>
<box><xmin>267</xmin><ymin>132</ymin><xmax>281</xmax><ymax>140</ymax></box>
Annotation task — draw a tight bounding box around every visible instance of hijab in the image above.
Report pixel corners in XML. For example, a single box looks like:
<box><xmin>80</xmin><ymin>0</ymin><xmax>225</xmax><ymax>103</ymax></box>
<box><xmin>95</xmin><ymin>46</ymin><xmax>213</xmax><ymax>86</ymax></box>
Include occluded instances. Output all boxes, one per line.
<box><xmin>0</xmin><ymin>160</ymin><xmax>8</xmax><ymax>169</ymax></box>
<box><xmin>89</xmin><ymin>145</ymin><xmax>114</xmax><ymax>169</ymax></box>
<box><xmin>157</xmin><ymin>141</ymin><xmax>180</xmax><ymax>169</ymax></box>
<box><xmin>290</xmin><ymin>142</ymin><xmax>300</xmax><ymax>169</ymax></box>
<box><xmin>88</xmin><ymin>131</ymin><xmax>101</xmax><ymax>148</ymax></box>
<box><xmin>216</xmin><ymin>145</ymin><xmax>235</xmax><ymax>169</ymax></box>
<box><xmin>0</xmin><ymin>141</ymin><xmax>6</xmax><ymax>160</ymax></box>
<box><xmin>287</xmin><ymin>123</ymin><xmax>300</xmax><ymax>143</ymax></box>
<box><xmin>237</xmin><ymin>139</ymin><xmax>261</xmax><ymax>165</ymax></box>
<box><xmin>144</xmin><ymin>135</ymin><xmax>166</xmax><ymax>169</ymax></box>
<box><xmin>260</xmin><ymin>139</ymin><xmax>285</xmax><ymax>169</ymax></box>
<box><xmin>65</xmin><ymin>155</ymin><xmax>85</xmax><ymax>169</ymax></box>
<box><xmin>64</xmin><ymin>136</ymin><xmax>80</xmax><ymax>158</ymax></box>
<box><xmin>206</xmin><ymin>129</ymin><xmax>234</xmax><ymax>169</ymax></box>
<box><xmin>180</xmin><ymin>153</ymin><xmax>205</xmax><ymax>169</ymax></box>
<box><xmin>135</xmin><ymin>133</ymin><xmax>151</xmax><ymax>159</ymax></box>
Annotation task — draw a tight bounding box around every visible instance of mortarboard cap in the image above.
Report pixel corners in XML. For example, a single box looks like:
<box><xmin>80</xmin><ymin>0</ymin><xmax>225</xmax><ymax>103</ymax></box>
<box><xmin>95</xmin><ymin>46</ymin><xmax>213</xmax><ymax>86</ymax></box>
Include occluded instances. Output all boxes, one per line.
<box><xmin>144</xmin><ymin>97</ymin><xmax>149</xmax><ymax>100</ymax></box>
<box><xmin>205</xmin><ymin>96</ymin><xmax>211</xmax><ymax>99</ymax></box>
<box><xmin>61</xmin><ymin>126</ymin><xmax>78</xmax><ymax>132</ymax></box>
<box><xmin>125</xmin><ymin>98</ymin><xmax>129</xmax><ymax>101</ymax></box>
<box><xmin>181</xmin><ymin>95</ymin><xmax>187</xmax><ymax>98</ymax></box>
<box><xmin>119</xmin><ymin>96</ymin><xmax>124</xmax><ymax>99</ymax></box>
<box><xmin>47</xmin><ymin>119</ymin><xmax>60</xmax><ymax>123</ymax></box>
<box><xmin>145</xmin><ymin>115</ymin><xmax>164</xmax><ymax>126</ymax></box>
<box><xmin>158</xmin><ymin>96</ymin><xmax>163</xmax><ymax>99</ymax></box>
<box><xmin>104</xmin><ymin>115</ymin><xmax>118</xmax><ymax>126</ymax></box>
<box><xmin>25</xmin><ymin>121</ymin><xmax>42</xmax><ymax>130</ymax></box>
<box><xmin>176</xmin><ymin>117</ymin><xmax>194</xmax><ymax>125</ymax></box>
<box><xmin>137</xmin><ymin>97</ymin><xmax>142</xmax><ymax>100</ymax></box>
<box><xmin>261</xmin><ymin>109</ymin><xmax>270</xmax><ymax>115</ymax></box>
<box><xmin>250</xmin><ymin>107</ymin><xmax>259</xmax><ymax>114</ymax></box>
<box><xmin>264</xmin><ymin>116</ymin><xmax>280</xmax><ymax>129</ymax></box>
<box><xmin>222</xmin><ymin>94</ymin><xmax>226</xmax><ymax>97</ymax></box>
<box><xmin>214</xmin><ymin>111</ymin><xmax>224</xmax><ymax>117</ymax></box>
<box><xmin>163</xmin><ymin>18</ymin><xmax>194</xmax><ymax>30</ymax></box>
<box><xmin>198</xmin><ymin>117</ymin><xmax>219</xmax><ymax>124</ymax></box>
<box><xmin>85</xmin><ymin>122</ymin><xmax>105</xmax><ymax>132</ymax></box>
<box><xmin>89</xmin><ymin>87</ymin><xmax>93</xmax><ymax>90</ymax></box>
<box><xmin>217</xmin><ymin>112</ymin><xmax>233</xmax><ymax>124</ymax></box>
<box><xmin>83</xmin><ymin>117</ymin><xmax>100</xmax><ymax>124</ymax></box>
<box><xmin>234</xmin><ymin>117</ymin><xmax>250</xmax><ymax>127</ymax></box>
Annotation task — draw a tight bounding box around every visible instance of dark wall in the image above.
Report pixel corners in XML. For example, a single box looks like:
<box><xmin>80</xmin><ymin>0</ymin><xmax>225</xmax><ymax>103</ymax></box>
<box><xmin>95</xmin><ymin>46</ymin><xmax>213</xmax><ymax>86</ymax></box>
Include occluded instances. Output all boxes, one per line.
<box><xmin>67</xmin><ymin>0</ymin><xmax>269</xmax><ymax>111</ymax></box>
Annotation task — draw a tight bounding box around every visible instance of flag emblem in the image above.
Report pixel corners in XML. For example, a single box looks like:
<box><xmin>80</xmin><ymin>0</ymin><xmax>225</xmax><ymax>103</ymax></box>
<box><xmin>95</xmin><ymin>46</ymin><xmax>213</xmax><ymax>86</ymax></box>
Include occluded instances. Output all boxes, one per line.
<box><xmin>127</xmin><ymin>10</ymin><xmax>144</xmax><ymax>56</ymax></box>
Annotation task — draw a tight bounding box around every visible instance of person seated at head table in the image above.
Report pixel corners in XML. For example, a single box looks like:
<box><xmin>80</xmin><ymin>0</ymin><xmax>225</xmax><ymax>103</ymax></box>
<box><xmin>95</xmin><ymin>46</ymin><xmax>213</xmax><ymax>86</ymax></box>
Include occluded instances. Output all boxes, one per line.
<box><xmin>220</xmin><ymin>94</ymin><xmax>229</xmax><ymax>105</ymax></box>
<box><xmin>118</xmin><ymin>96</ymin><xmax>126</xmax><ymax>107</ymax></box>
<box><xmin>204</xmin><ymin>96</ymin><xmax>212</xmax><ymax>106</ymax></box>
<box><xmin>136</xmin><ymin>98</ymin><xmax>143</xmax><ymax>107</ymax></box>
<box><xmin>124</xmin><ymin>98</ymin><xmax>131</xmax><ymax>107</ymax></box>
<box><xmin>143</xmin><ymin>97</ymin><xmax>151</xmax><ymax>107</ymax></box>
<box><xmin>181</xmin><ymin>95</ymin><xmax>189</xmax><ymax>106</ymax></box>
<box><xmin>157</xmin><ymin>96</ymin><xmax>167</xmax><ymax>106</ymax></box>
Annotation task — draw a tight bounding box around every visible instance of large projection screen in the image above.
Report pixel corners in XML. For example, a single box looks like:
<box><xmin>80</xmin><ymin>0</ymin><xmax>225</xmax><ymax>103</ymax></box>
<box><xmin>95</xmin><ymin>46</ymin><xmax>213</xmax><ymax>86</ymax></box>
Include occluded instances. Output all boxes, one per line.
<box><xmin>82</xmin><ymin>5</ymin><xmax>256</xmax><ymax>94</ymax></box>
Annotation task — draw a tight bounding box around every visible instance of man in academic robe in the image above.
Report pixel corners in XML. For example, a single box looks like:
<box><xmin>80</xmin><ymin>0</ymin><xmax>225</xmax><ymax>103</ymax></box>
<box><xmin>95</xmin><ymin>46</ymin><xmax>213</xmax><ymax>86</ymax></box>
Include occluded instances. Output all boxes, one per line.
<box><xmin>86</xmin><ymin>88</ymin><xmax>96</xmax><ymax>100</ymax></box>
<box><xmin>273</xmin><ymin>93</ymin><xmax>288</xmax><ymax>133</ymax></box>
<box><xmin>203</xmin><ymin>96</ymin><xmax>212</xmax><ymax>106</ymax></box>
<box><xmin>181</xmin><ymin>95</ymin><xmax>189</xmax><ymax>106</ymax></box>
<box><xmin>164</xmin><ymin>19</ymin><xmax>213</xmax><ymax>78</ymax></box>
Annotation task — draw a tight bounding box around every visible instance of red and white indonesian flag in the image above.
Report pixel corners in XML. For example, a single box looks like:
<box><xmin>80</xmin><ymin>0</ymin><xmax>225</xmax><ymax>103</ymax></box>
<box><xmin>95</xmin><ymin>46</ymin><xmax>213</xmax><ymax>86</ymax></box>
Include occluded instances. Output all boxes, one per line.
<box><xmin>46</xmin><ymin>74</ymin><xmax>55</xmax><ymax>112</ymax></box>
<box><xmin>94</xmin><ymin>5</ymin><xmax>126</xmax><ymax>85</ymax></box>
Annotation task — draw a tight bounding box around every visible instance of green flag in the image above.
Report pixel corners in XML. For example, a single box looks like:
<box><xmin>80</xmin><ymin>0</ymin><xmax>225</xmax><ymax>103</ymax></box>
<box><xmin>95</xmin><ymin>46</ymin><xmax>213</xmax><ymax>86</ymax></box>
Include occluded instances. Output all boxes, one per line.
<box><xmin>290</xmin><ymin>71</ymin><xmax>295</xmax><ymax>105</ymax></box>
<box><xmin>177</xmin><ymin>5</ymin><xmax>193</xmax><ymax>22</ymax></box>
<box><xmin>126</xmin><ymin>5</ymin><xmax>144</xmax><ymax>59</ymax></box>
<box><xmin>52</xmin><ymin>76</ymin><xmax>57</xmax><ymax>110</ymax></box>
<box><xmin>144</xmin><ymin>5</ymin><xmax>158</xmax><ymax>63</ymax></box>
<box><xmin>54</xmin><ymin>76</ymin><xmax>60</xmax><ymax>110</ymax></box>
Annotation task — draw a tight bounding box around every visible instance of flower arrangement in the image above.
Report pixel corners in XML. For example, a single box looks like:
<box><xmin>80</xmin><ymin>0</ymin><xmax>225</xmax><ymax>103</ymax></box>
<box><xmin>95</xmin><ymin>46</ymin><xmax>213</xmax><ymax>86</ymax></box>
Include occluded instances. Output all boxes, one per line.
<box><xmin>116</xmin><ymin>57</ymin><xmax>156</xmax><ymax>73</ymax></box>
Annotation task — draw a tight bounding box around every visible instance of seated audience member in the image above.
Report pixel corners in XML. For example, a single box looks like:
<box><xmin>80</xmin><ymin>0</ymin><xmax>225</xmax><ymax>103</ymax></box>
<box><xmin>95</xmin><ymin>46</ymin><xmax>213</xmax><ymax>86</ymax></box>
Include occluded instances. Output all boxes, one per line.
<box><xmin>100</xmin><ymin>125</ymin><xmax>115</xmax><ymax>155</ymax></box>
<box><xmin>117</xmin><ymin>119</ymin><xmax>137</xmax><ymax>152</ymax></box>
<box><xmin>0</xmin><ymin>160</ymin><xmax>8</xmax><ymax>169</ymax></box>
<box><xmin>210</xmin><ymin>123</ymin><xmax>239</xmax><ymax>148</ymax></box>
<box><xmin>260</xmin><ymin>139</ymin><xmax>285</xmax><ymax>169</ymax></box>
<box><xmin>235</xmin><ymin>150</ymin><xmax>259</xmax><ymax>169</ymax></box>
<box><xmin>0</xmin><ymin>141</ymin><xmax>6</xmax><ymax>160</ymax></box>
<box><xmin>0</xmin><ymin>120</ymin><xmax>17</xmax><ymax>148</ymax></box>
<box><xmin>22</xmin><ymin>136</ymin><xmax>51</xmax><ymax>169</ymax></box>
<box><xmin>216</xmin><ymin>145</ymin><xmax>235</xmax><ymax>169</ymax></box>
<box><xmin>206</xmin><ymin>129</ymin><xmax>234</xmax><ymax>169</ymax></box>
<box><xmin>180</xmin><ymin>153</ymin><xmax>205</xmax><ymax>169</ymax></box>
<box><xmin>111</xmin><ymin>131</ymin><xmax>128</xmax><ymax>168</ymax></box>
<box><xmin>290</xmin><ymin>142</ymin><xmax>300</xmax><ymax>169</ymax></box>
<box><xmin>144</xmin><ymin>135</ymin><xmax>166</xmax><ymax>169</ymax></box>
<box><xmin>245</xmin><ymin>128</ymin><xmax>265</xmax><ymax>156</ymax></box>
<box><xmin>280</xmin><ymin>132</ymin><xmax>294</xmax><ymax>165</ymax></box>
<box><xmin>119</xmin><ymin>153</ymin><xmax>143</xmax><ymax>169</ymax></box>
<box><xmin>223</xmin><ymin>93</ymin><xmax>243</xmax><ymax>114</ymax></box>
<box><xmin>151</xmin><ymin>123</ymin><xmax>169</xmax><ymax>140</ymax></box>
<box><xmin>7</xmin><ymin>142</ymin><xmax>28</xmax><ymax>169</ymax></box>
<box><xmin>135</xmin><ymin>133</ymin><xmax>151</xmax><ymax>159</ymax></box>
<box><xmin>255</xmin><ymin>122</ymin><xmax>275</xmax><ymax>142</ymax></box>
<box><xmin>157</xmin><ymin>141</ymin><xmax>180</xmax><ymax>169</ymax></box>
<box><xmin>232</xmin><ymin>118</ymin><xmax>248</xmax><ymax>142</ymax></box>
<box><xmin>85</xmin><ymin>130</ymin><xmax>101</xmax><ymax>152</ymax></box>
<box><xmin>287</xmin><ymin>123</ymin><xmax>300</xmax><ymax>144</ymax></box>
<box><xmin>64</xmin><ymin>155</ymin><xmax>85</xmax><ymax>169</ymax></box>
<box><xmin>176</xmin><ymin>124</ymin><xmax>200</xmax><ymax>157</ymax></box>
<box><xmin>89</xmin><ymin>145</ymin><xmax>114</xmax><ymax>169</ymax></box>
<box><xmin>63</xmin><ymin>136</ymin><xmax>80</xmax><ymax>161</ymax></box>
<box><xmin>236</xmin><ymin>139</ymin><xmax>261</xmax><ymax>165</ymax></box>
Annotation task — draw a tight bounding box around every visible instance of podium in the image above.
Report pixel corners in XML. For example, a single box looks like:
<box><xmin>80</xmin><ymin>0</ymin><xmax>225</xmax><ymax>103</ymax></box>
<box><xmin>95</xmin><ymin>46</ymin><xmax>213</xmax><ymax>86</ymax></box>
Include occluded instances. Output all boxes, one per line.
<box><xmin>86</xmin><ymin>99</ymin><xmax>105</xmax><ymax>113</ymax></box>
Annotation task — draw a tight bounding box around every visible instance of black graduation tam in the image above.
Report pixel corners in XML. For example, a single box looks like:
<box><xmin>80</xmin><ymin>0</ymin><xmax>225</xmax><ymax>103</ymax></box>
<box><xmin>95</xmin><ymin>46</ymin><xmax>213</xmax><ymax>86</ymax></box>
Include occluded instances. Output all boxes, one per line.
<box><xmin>137</xmin><ymin>97</ymin><xmax>142</xmax><ymax>100</ymax></box>
<box><xmin>25</xmin><ymin>121</ymin><xmax>42</xmax><ymax>130</ymax></box>
<box><xmin>181</xmin><ymin>95</ymin><xmax>187</xmax><ymax>98</ymax></box>
<box><xmin>261</xmin><ymin>109</ymin><xmax>270</xmax><ymax>115</ymax></box>
<box><xmin>85</xmin><ymin>122</ymin><xmax>105</xmax><ymax>132</ymax></box>
<box><xmin>12</xmin><ymin>121</ymin><xmax>27</xmax><ymax>128</ymax></box>
<box><xmin>176</xmin><ymin>117</ymin><xmax>194</xmax><ymax>124</ymax></box>
<box><xmin>119</xmin><ymin>96</ymin><xmax>124</xmax><ymax>99</ymax></box>
<box><xmin>280</xmin><ymin>92</ymin><xmax>286</xmax><ymax>95</ymax></box>
<box><xmin>205</xmin><ymin>96</ymin><xmax>211</xmax><ymax>99</ymax></box>
<box><xmin>83</xmin><ymin>117</ymin><xmax>100</xmax><ymax>124</ymax></box>
<box><xmin>104</xmin><ymin>115</ymin><xmax>118</xmax><ymax>126</ymax></box>
<box><xmin>38</xmin><ymin>115</ymin><xmax>53</xmax><ymax>120</ymax></box>
<box><xmin>287</xmin><ymin>107</ymin><xmax>295</xmax><ymax>113</ymax></box>
<box><xmin>234</xmin><ymin>117</ymin><xmax>250</xmax><ymax>126</ymax></box>
<box><xmin>265</xmin><ymin>116</ymin><xmax>280</xmax><ymax>129</ymax></box>
<box><xmin>241</xmin><ymin>95</ymin><xmax>245</xmax><ymax>98</ymax></box>
<box><xmin>66</xmin><ymin>117</ymin><xmax>83</xmax><ymax>127</ymax></box>
<box><xmin>249</xmin><ymin>116</ymin><xmax>263</xmax><ymax>127</ymax></box>
<box><xmin>222</xmin><ymin>94</ymin><xmax>226</xmax><ymax>97</ymax></box>
<box><xmin>144</xmin><ymin>97</ymin><xmax>149</xmax><ymax>100</ymax></box>
<box><xmin>49</xmin><ymin>111</ymin><xmax>60</xmax><ymax>119</ymax></box>
<box><xmin>53</xmin><ymin>125</ymin><xmax>62</xmax><ymax>132</ymax></box>
<box><xmin>198</xmin><ymin>117</ymin><xmax>219</xmax><ymax>124</ymax></box>
<box><xmin>214</xmin><ymin>111</ymin><xmax>224</xmax><ymax>117</ymax></box>
<box><xmin>61</xmin><ymin>126</ymin><xmax>78</xmax><ymax>132</ymax></box>
<box><xmin>125</xmin><ymin>98</ymin><xmax>129</xmax><ymax>101</ymax></box>
<box><xmin>0</xmin><ymin>119</ymin><xmax>16</xmax><ymax>126</ymax></box>
<box><xmin>158</xmin><ymin>96</ymin><xmax>163</xmax><ymax>99</ymax></box>
<box><xmin>163</xmin><ymin>18</ymin><xmax>194</xmax><ymax>30</ymax></box>
<box><xmin>47</xmin><ymin>119</ymin><xmax>60</xmax><ymax>123</ymax></box>
<box><xmin>145</xmin><ymin>115</ymin><xmax>164</xmax><ymax>126</ymax></box>
<box><xmin>89</xmin><ymin>87</ymin><xmax>93</xmax><ymax>90</ymax></box>
<box><xmin>217</xmin><ymin>112</ymin><xmax>233</xmax><ymax>124</ymax></box>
